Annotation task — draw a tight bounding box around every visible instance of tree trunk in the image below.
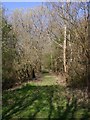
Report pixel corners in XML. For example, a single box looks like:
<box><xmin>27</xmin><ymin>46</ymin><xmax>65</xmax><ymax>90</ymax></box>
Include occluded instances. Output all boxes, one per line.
<box><xmin>32</xmin><ymin>68</ymin><xmax>36</xmax><ymax>80</ymax></box>
<box><xmin>63</xmin><ymin>25</ymin><xmax>67</xmax><ymax>73</ymax></box>
<box><xmin>50</xmin><ymin>53</ymin><xmax>52</xmax><ymax>70</ymax></box>
<box><xmin>68</xmin><ymin>33</ymin><xmax>72</xmax><ymax>63</ymax></box>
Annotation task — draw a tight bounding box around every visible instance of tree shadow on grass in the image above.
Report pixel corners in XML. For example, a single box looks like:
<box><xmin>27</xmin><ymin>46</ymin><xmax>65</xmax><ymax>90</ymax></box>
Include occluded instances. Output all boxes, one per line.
<box><xmin>2</xmin><ymin>84</ymin><xmax>90</xmax><ymax>120</ymax></box>
<box><xmin>48</xmin><ymin>87</ymin><xmax>54</xmax><ymax>119</ymax></box>
<box><xmin>3</xmin><ymin>84</ymin><xmax>55</xmax><ymax>119</ymax></box>
<box><xmin>56</xmin><ymin>94</ymin><xmax>90</xmax><ymax>120</ymax></box>
<box><xmin>57</xmin><ymin>97</ymin><xmax>77</xmax><ymax>120</ymax></box>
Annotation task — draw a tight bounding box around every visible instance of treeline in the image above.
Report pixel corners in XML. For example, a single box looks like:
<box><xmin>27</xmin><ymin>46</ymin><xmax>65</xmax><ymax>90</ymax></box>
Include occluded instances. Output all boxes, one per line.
<box><xmin>2</xmin><ymin>2</ymin><xmax>90</xmax><ymax>96</ymax></box>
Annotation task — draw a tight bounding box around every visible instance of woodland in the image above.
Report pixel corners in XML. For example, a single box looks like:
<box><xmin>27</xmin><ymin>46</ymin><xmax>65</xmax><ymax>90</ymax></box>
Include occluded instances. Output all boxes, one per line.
<box><xmin>1</xmin><ymin>2</ymin><xmax>90</xmax><ymax>119</ymax></box>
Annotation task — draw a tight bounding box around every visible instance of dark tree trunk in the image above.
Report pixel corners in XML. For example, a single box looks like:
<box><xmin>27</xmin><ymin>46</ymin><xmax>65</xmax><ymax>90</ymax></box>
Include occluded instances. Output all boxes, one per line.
<box><xmin>32</xmin><ymin>68</ymin><xmax>36</xmax><ymax>80</ymax></box>
<box><xmin>26</xmin><ymin>69</ymin><xmax>30</xmax><ymax>78</ymax></box>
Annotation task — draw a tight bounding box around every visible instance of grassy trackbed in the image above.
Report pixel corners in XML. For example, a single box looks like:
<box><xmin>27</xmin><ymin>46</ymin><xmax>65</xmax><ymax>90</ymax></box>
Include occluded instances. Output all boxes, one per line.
<box><xmin>2</xmin><ymin>73</ymin><xmax>90</xmax><ymax>120</ymax></box>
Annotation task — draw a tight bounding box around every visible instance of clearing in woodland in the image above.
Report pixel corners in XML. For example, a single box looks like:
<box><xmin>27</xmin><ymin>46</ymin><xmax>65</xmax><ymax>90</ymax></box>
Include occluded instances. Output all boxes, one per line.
<box><xmin>2</xmin><ymin>73</ymin><xmax>90</xmax><ymax>120</ymax></box>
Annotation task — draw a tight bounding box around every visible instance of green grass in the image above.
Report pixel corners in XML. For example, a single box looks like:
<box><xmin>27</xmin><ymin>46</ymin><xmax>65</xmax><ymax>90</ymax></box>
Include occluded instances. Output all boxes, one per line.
<box><xmin>2</xmin><ymin>73</ymin><xmax>90</xmax><ymax>119</ymax></box>
<box><xmin>29</xmin><ymin>74</ymin><xmax>58</xmax><ymax>86</ymax></box>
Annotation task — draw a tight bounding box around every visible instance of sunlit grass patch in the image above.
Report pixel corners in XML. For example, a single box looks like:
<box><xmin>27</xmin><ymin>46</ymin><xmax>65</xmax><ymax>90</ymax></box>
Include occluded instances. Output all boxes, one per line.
<box><xmin>28</xmin><ymin>74</ymin><xmax>58</xmax><ymax>86</ymax></box>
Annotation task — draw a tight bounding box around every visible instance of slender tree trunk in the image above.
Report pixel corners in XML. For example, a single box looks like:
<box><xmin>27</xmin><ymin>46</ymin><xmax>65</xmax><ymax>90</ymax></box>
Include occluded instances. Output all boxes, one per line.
<box><xmin>50</xmin><ymin>37</ymin><xmax>53</xmax><ymax>70</ymax></box>
<box><xmin>68</xmin><ymin>33</ymin><xmax>72</xmax><ymax>62</ymax></box>
<box><xmin>50</xmin><ymin>53</ymin><xmax>52</xmax><ymax>70</ymax></box>
<box><xmin>63</xmin><ymin>25</ymin><xmax>67</xmax><ymax>73</ymax></box>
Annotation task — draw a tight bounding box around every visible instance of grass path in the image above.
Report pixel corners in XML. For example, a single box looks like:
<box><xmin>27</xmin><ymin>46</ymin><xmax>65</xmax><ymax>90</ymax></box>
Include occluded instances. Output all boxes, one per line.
<box><xmin>2</xmin><ymin>73</ymin><xmax>90</xmax><ymax>119</ymax></box>
<box><xmin>6</xmin><ymin>73</ymin><xmax>64</xmax><ymax>91</ymax></box>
